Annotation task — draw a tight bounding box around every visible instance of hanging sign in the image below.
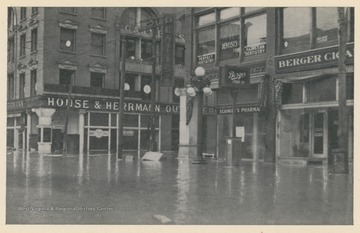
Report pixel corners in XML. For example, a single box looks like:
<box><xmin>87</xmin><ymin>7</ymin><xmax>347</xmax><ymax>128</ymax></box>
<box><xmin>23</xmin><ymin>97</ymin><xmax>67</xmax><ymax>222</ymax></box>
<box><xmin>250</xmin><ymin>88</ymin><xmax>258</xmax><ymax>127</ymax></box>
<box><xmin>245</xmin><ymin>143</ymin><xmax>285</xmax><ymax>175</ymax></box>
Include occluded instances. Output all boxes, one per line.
<box><xmin>220</xmin><ymin>66</ymin><xmax>250</xmax><ymax>88</ymax></box>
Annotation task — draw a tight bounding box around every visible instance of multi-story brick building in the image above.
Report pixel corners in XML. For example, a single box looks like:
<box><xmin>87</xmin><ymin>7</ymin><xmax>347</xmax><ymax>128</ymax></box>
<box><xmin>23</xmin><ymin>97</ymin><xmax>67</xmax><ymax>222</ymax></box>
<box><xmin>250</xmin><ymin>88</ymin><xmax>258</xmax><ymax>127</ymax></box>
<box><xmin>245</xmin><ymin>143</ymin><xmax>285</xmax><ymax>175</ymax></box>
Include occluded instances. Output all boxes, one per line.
<box><xmin>7</xmin><ymin>7</ymin><xmax>186</xmax><ymax>156</ymax></box>
<box><xmin>182</xmin><ymin>7</ymin><xmax>354</xmax><ymax>164</ymax></box>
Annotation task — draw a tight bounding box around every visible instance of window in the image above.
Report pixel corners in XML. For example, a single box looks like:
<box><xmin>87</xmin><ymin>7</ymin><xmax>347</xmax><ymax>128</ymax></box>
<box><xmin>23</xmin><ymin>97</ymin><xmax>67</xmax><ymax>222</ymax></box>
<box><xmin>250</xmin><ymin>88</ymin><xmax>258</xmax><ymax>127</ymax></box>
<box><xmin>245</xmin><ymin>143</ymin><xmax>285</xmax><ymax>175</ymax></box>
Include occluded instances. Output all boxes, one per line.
<box><xmin>20</xmin><ymin>34</ymin><xmax>26</xmax><ymax>56</ymax></box>
<box><xmin>8</xmin><ymin>8</ymin><xmax>15</xmax><ymax>29</ymax></box>
<box><xmin>196</xmin><ymin>7</ymin><xmax>267</xmax><ymax>64</ymax></box>
<box><xmin>59</xmin><ymin>69</ymin><xmax>74</xmax><ymax>86</ymax></box>
<box><xmin>91</xmin><ymin>33</ymin><xmax>105</xmax><ymax>56</ymax></box>
<box><xmin>315</xmin><ymin>8</ymin><xmax>338</xmax><ymax>48</ymax></box>
<box><xmin>30</xmin><ymin>70</ymin><xmax>37</xmax><ymax>96</ymax></box>
<box><xmin>8</xmin><ymin>37</ymin><xmax>15</xmax><ymax>63</ymax></box>
<box><xmin>124</xmin><ymin>38</ymin><xmax>136</xmax><ymax>59</ymax></box>
<box><xmin>197</xmin><ymin>12</ymin><xmax>216</xmax><ymax>26</ymax></box>
<box><xmin>31</xmin><ymin>7</ymin><xmax>38</xmax><ymax>14</ymax></box>
<box><xmin>141</xmin><ymin>40</ymin><xmax>153</xmax><ymax>59</ymax></box>
<box><xmin>19</xmin><ymin>73</ymin><xmax>25</xmax><ymax>99</ymax></box>
<box><xmin>175</xmin><ymin>45</ymin><xmax>185</xmax><ymax>65</ymax></box>
<box><xmin>31</xmin><ymin>28</ymin><xmax>37</xmax><ymax>52</ymax></box>
<box><xmin>280</xmin><ymin>7</ymin><xmax>353</xmax><ymax>54</ymax></box>
<box><xmin>91</xmin><ymin>7</ymin><xmax>106</xmax><ymax>19</ymax></box>
<box><xmin>244</xmin><ymin>14</ymin><xmax>267</xmax><ymax>55</ymax></box>
<box><xmin>7</xmin><ymin>73</ymin><xmax>14</xmax><ymax>100</ymax></box>
<box><xmin>121</xmin><ymin>8</ymin><xmax>156</xmax><ymax>28</ymax></box>
<box><xmin>219</xmin><ymin>21</ymin><xmax>240</xmax><ymax>60</ymax></box>
<box><xmin>197</xmin><ymin>28</ymin><xmax>216</xmax><ymax>64</ymax></box>
<box><xmin>20</xmin><ymin>7</ymin><xmax>26</xmax><ymax>20</ymax></box>
<box><xmin>60</xmin><ymin>7</ymin><xmax>77</xmax><ymax>14</ymax></box>
<box><xmin>90</xmin><ymin>72</ymin><xmax>104</xmax><ymax>88</ymax></box>
<box><xmin>60</xmin><ymin>28</ymin><xmax>76</xmax><ymax>52</ymax></box>
<box><xmin>282</xmin><ymin>83</ymin><xmax>303</xmax><ymax>104</ymax></box>
<box><xmin>306</xmin><ymin>76</ymin><xmax>336</xmax><ymax>102</ymax></box>
<box><xmin>140</xmin><ymin>76</ymin><xmax>151</xmax><ymax>100</ymax></box>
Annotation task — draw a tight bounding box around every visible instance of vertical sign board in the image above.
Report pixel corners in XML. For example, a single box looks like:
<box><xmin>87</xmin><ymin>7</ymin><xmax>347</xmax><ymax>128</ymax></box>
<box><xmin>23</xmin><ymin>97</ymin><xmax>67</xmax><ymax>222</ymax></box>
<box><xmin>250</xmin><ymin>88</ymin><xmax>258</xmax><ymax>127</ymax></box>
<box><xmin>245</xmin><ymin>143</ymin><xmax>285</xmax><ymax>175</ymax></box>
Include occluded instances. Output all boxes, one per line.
<box><xmin>220</xmin><ymin>66</ymin><xmax>250</xmax><ymax>88</ymax></box>
<box><xmin>160</xmin><ymin>13</ymin><xmax>175</xmax><ymax>87</ymax></box>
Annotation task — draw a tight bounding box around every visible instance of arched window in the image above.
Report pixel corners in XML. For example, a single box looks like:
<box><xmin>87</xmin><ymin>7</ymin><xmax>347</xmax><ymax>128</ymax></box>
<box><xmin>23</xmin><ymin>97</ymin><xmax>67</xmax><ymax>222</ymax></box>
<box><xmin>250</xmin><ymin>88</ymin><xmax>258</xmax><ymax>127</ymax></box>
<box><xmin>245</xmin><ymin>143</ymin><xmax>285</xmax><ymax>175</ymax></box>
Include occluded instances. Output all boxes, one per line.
<box><xmin>120</xmin><ymin>7</ymin><xmax>157</xmax><ymax>28</ymax></box>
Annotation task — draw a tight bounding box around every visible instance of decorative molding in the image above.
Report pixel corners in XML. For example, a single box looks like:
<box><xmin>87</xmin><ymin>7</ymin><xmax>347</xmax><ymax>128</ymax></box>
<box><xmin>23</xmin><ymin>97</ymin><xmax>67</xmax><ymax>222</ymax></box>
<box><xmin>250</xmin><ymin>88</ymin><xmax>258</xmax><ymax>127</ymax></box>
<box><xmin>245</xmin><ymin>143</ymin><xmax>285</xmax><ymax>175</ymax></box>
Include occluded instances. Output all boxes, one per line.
<box><xmin>89</xmin><ymin>24</ymin><xmax>108</xmax><ymax>34</ymax></box>
<box><xmin>17</xmin><ymin>62</ymin><xmax>26</xmax><ymax>71</ymax></box>
<box><xmin>88</xmin><ymin>63</ymin><xmax>108</xmax><ymax>73</ymax></box>
<box><xmin>28</xmin><ymin>58</ymin><xmax>39</xmax><ymax>69</ymax></box>
<box><xmin>58</xmin><ymin>60</ymin><xmax>78</xmax><ymax>70</ymax></box>
<box><xmin>17</xmin><ymin>24</ymin><xmax>27</xmax><ymax>33</ymax></box>
<box><xmin>29</xmin><ymin>18</ymin><xmax>39</xmax><ymax>28</ymax></box>
<box><xmin>59</xmin><ymin>19</ymin><xmax>79</xmax><ymax>29</ymax></box>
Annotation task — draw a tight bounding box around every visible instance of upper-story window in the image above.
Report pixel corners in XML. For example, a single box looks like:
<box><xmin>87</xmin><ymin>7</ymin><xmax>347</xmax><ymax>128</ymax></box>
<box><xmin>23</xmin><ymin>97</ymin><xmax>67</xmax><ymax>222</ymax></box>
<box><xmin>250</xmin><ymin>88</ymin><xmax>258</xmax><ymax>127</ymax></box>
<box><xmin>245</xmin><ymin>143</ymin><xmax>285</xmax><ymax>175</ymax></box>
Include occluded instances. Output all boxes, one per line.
<box><xmin>19</xmin><ymin>73</ymin><xmax>25</xmax><ymax>99</ymax></box>
<box><xmin>7</xmin><ymin>73</ymin><xmax>15</xmax><ymax>100</ymax></box>
<box><xmin>31</xmin><ymin>7</ymin><xmax>39</xmax><ymax>15</ymax></box>
<box><xmin>59</xmin><ymin>69</ymin><xmax>75</xmax><ymax>86</ymax></box>
<box><xmin>20</xmin><ymin>7</ymin><xmax>26</xmax><ymax>21</ymax></box>
<box><xmin>60</xmin><ymin>7</ymin><xmax>77</xmax><ymax>14</ymax></box>
<box><xmin>90</xmin><ymin>72</ymin><xmax>104</xmax><ymax>88</ymax></box>
<box><xmin>91</xmin><ymin>32</ymin><xmax>106</xmax><ymax>56</ymax></box>
<box><xmin>195</xmin><ymin>7</ymin><xmax>267</xmax><ymax>65</ymax></box>
<box><xmin>8</xmin><ymin>8</ymin><xmax>15</xmax><ymax>29</ymax></box>
<box><xmin>175</xmin><ymin>44</ymin><xmax>185</xmax><ymax>65</ymax></box>
<box><xmin>8</xmin><ymin>37</ymin><xmax>15</xmax><ymax>63</ymax></box>
<box><xmin>91</xmin><ymin>7</ymin><xmax>106</xmax><ymax>19</ymax></box>
<box><xmin>20</xmin><ymin>33</ymin><xmax>26</xmax><ymax>57</ymax></box>
<box><xmin>60</xmin><ymin>28</ymin><xmax>76</xmax><ymax>52</ymax></box>
<box><xmin>279</xmin><ymin>7</ymin><xmax>354</xmax><ymax>54</ymax></box>
<box><xmin>31</xmin><ymin>28</ymin><xmax>38</xmax><ymax>52</ymax></box>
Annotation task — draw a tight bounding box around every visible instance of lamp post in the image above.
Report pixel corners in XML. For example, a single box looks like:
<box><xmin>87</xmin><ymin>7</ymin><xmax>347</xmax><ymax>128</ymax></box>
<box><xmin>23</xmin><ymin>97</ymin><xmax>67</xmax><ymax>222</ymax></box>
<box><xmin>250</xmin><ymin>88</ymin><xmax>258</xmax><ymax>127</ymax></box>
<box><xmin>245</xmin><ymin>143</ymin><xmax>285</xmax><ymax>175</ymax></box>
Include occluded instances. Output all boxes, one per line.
<box><xmin>186</xmin><ymin>66</ymin><xmax>213</xmax><ymax>164</ymax></box>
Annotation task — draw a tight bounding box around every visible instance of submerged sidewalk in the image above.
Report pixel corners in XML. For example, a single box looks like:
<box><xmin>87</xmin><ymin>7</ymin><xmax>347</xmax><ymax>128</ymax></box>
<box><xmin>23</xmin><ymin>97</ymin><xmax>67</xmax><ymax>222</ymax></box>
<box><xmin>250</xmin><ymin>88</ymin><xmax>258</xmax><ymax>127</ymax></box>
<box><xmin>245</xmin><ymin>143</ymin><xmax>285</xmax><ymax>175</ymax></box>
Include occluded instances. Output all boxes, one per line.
<box><xmin>6</xmin><ymin>151</ymin><xmax>353</xmax><ymax>224</ymax></box>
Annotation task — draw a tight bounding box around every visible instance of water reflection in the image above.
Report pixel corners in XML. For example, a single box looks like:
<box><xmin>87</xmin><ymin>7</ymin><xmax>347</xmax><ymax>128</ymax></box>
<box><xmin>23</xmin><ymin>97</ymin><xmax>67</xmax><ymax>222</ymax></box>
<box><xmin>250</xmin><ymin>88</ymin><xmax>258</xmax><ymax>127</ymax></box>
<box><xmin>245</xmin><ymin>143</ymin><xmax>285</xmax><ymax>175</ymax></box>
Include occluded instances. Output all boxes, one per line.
<box><xmin>174</xmin><ymin>159</ymin><xmax>190</xmax><ymax>224</ymax></box>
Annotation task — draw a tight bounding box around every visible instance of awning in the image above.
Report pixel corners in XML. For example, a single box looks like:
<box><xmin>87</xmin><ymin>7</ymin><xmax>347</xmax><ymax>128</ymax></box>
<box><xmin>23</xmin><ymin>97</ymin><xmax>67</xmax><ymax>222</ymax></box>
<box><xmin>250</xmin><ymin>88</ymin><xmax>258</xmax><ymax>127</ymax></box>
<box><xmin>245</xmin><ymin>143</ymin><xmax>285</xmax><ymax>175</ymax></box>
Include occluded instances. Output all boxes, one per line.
<box><xmin>278</xmin><ymin>73</ymin><xmax>332</xmax><ymax>84</ymax></box>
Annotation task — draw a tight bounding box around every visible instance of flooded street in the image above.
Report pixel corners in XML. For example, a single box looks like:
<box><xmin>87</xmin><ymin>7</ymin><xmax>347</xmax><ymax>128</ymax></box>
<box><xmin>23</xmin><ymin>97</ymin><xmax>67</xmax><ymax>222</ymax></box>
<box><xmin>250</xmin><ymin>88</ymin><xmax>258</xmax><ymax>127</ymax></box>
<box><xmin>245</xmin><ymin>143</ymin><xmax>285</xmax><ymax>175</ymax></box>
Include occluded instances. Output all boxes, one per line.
<box><xmin>6</xmin><ymin>151</ymin><xmax>353</xmax><ymax>225</ymax></box>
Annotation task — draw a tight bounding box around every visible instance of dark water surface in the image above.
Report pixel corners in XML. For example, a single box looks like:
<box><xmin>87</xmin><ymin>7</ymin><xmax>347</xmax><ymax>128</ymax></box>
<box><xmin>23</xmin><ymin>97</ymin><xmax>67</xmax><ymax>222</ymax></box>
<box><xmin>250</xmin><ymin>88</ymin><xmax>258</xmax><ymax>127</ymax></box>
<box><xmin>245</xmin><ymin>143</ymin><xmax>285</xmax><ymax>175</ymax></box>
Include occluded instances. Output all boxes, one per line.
<box><xmin>6</xmin><ymin>151</ymin><xmax>353</xmax><ymax>224</ymax></box>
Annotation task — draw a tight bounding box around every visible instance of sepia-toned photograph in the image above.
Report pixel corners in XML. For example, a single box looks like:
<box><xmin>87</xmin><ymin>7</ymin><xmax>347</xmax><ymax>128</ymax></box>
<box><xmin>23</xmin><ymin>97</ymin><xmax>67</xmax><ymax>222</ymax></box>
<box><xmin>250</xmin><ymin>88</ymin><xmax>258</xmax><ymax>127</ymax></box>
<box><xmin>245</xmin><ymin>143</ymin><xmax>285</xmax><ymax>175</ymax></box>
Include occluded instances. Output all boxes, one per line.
<box><xmin>3</xmin><ymin>1</ymin><xmax>357</xmax><ymax>232</ymax></box>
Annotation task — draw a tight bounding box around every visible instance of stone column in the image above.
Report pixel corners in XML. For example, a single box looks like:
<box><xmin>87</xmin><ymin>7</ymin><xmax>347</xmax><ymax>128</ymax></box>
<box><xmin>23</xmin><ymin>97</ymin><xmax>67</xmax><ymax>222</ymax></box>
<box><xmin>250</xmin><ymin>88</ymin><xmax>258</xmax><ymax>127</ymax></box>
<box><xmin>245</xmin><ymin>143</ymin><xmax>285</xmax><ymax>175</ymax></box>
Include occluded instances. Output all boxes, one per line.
<box><xmin>32</xmin><ymin>108</ymin><xmax>56</xmax><ymax>154</ymax></box>
<box><xmin>177</xmin><ymin>88</ymin><xmax>190</xmax><ymax>159</ymax></box>
<box><xmin>78</xmin><ymin>109</ymin><xmax>86</xmax><ymax>155</ymax></box>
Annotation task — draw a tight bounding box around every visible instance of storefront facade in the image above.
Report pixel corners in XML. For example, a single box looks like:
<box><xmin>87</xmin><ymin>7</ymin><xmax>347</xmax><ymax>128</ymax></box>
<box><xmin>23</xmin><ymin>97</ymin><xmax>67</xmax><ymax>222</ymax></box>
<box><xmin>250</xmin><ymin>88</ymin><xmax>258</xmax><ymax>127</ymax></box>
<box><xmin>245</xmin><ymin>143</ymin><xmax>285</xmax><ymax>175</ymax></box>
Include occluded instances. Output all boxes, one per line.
<box><xmin>7</xmin><ymin>7</ymin><xmax>186</xmax><ymax>155</ymax></box>
<box><xmin>274</xmin><ymin>7</ymin><xmax>354</xmax><ymax>162</ymax></box>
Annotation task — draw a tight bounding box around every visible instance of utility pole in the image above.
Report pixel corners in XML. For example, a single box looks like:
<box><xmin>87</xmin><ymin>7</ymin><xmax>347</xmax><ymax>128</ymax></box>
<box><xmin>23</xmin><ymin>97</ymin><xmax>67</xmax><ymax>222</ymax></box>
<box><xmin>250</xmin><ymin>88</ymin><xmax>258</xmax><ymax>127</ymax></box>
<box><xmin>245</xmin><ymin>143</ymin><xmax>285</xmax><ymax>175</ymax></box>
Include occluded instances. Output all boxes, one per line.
<box><xmin>336</xmin><ymin>7</ymin><xmax>349</xmax><ymax>173</ymax></box>
<box><xmin>149</xmin><ymin>27</ymin><xmax>157</xmax><ymax>151</ymax></box>
<box><xmin>63</xmin><ymin>73</ymin><xmax>74</xmax><ymax>155</ymax></box>
<box><xmin>117</xmin><ymin>38</ymin><xmax>127</xmax><ymax>159</ymax></box>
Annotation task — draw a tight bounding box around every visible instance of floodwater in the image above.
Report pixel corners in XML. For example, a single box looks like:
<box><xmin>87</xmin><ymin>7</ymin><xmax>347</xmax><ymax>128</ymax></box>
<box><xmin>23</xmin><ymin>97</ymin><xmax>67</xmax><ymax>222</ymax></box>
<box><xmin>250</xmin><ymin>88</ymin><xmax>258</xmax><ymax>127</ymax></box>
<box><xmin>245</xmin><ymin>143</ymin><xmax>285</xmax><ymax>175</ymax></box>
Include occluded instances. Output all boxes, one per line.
<box><xmin>6</xmin><ymin>151</ymin><xmax>353</xmax><ymax>225</ymax></box>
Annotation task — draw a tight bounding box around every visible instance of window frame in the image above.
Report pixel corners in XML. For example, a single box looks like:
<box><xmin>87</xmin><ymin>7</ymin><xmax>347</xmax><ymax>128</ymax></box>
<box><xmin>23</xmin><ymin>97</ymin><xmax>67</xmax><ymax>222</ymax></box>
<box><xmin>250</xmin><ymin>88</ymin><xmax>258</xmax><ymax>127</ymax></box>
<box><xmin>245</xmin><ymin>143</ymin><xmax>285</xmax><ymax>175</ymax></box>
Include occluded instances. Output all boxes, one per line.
<box><xmin>91</xmin><ymin>7</ymin><xmax>106</xmax><ymax>20</ymax></box>
<box><xmin>20</xmin><ymin>7</ymin><xmax>27</xmax><ymax>21</ymax></box>
<box><xmin>31</xmin><ymin>28</ymin><xmax>38</xmax><ymax>52</ymax></box>
<box><xmin>59</xmin><ymin>69</ymin><xmax>75</xmax><ymax>86</ymax></box>
<box><xmin>194</xmin><ymin>7</ymin><xmax>267</xmax><ymax>65</ymax></box>
<box><xmin>19</xmin><ymin>33</ymin><xmax>26</xmax><ymax>57</ymax></box>
<box><xmin>278</xmin><ymin>7</ymin><xmax>354</xmax><ymax>55</ymax></box>
<box><xmin>60</xmin><ymin>27</ymin><xmax>76</xmax><ymax>53</ymax></box>
<box><xmin>30</xmin><ymin>69</ymin><xmax>37</xmax><ymax>96</ymax></box>
<box><xmin>8</xmin><ymin>36</ymin><xmax>15</xmax><ymax>63</ymax></box>
<box><xmin>91</xmin><ymin>32</ymin><xmax>106</xmax><ymax>56</ymax></box>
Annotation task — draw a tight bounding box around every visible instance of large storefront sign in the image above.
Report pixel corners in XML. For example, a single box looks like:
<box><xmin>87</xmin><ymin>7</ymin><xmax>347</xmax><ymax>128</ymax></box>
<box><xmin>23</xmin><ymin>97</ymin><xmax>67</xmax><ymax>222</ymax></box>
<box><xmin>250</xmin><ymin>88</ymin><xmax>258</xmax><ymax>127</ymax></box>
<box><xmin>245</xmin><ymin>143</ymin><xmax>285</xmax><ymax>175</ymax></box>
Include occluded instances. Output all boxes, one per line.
<box><xmin>203</xmin><ymin>105</ymin><xmax>262</xmax><ymax>115</ymax></box>
<box><xmin>7</xmin><ymin>95</ymin><xmax>180</xmax><ymax>114</ymax></box>
<box><xmin>275</xmin><ymin>43</ymin><xmax>354</xmax><ymax>73</ymax></box>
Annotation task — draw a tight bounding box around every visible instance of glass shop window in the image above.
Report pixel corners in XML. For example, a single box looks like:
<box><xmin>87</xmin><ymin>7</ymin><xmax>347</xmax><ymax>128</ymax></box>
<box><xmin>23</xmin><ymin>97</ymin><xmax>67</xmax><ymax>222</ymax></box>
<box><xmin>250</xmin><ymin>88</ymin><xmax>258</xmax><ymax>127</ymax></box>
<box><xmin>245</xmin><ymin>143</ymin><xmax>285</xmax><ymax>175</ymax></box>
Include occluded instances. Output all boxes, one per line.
<box><xmin>282</xmin><ymin>83</ymin><xmax>303</xmax><ymax>104</ymax></box>
<box><xmin>306</xmin><ymin>76</ymin><xmax>336</xmax><ymax>102</ymax></box>
<box><xmin>90</xmin><ymin>112</ymin><xmax>109</xmax><ymax>126</ymax></box>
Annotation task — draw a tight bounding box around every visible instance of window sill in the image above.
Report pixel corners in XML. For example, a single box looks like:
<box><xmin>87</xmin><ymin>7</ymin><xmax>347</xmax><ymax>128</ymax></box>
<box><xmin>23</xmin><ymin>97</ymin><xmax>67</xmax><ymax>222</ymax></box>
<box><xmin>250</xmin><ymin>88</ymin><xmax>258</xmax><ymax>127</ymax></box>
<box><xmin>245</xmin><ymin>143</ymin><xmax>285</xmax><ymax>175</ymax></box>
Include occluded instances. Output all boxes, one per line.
<box><xmin>90</xmin><ymin>16</ymin><xmax>107</xmax><ymax>21</ymax></box>
<box><xmin>90</xmin><ymin>54</ymin><xmax>107</xmax><ymax>58</ymax></box>
<box><xmin>59</xmin><ymin>11</ymin><xmax>78</xmax><ymax>16</ymax></box>
<box><xmin>58</xmin><ymin>50</ymin><xmax>77</xmax><ymax>54</ymax></box>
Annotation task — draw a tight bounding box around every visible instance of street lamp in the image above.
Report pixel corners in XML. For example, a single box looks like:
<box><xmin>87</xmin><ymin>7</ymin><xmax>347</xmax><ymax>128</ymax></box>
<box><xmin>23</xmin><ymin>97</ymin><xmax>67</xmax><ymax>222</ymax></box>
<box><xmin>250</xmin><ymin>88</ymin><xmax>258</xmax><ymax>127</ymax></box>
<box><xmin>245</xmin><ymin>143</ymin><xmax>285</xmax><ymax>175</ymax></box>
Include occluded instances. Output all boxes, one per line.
<box><xmin>176</xmin><ymin>66</ymin><xmax>212</xmax><ymax>164</ymax></box>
